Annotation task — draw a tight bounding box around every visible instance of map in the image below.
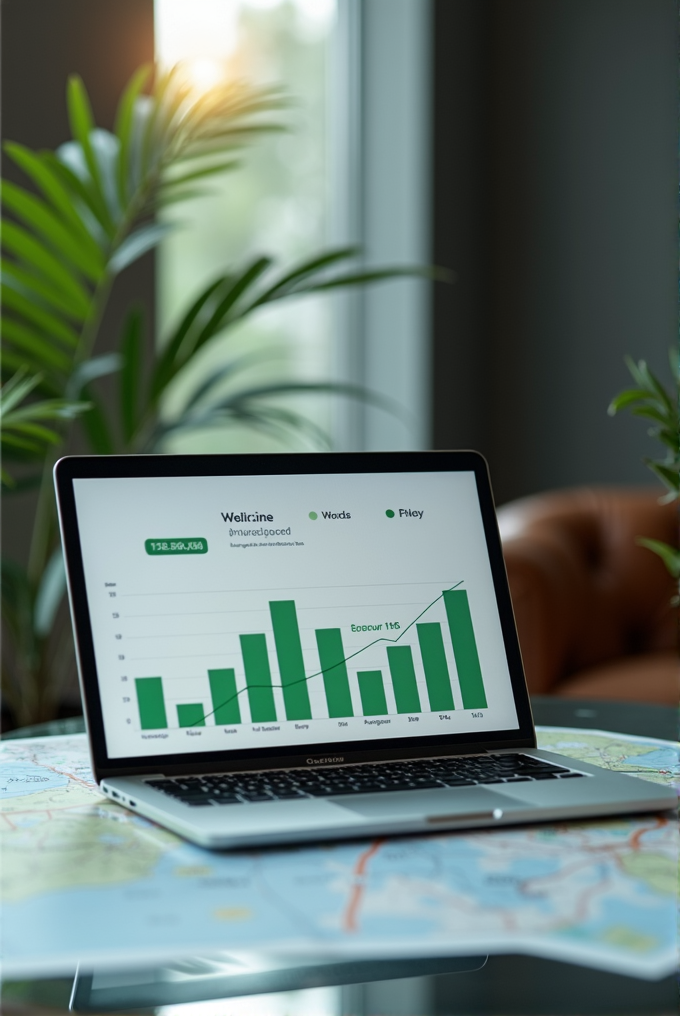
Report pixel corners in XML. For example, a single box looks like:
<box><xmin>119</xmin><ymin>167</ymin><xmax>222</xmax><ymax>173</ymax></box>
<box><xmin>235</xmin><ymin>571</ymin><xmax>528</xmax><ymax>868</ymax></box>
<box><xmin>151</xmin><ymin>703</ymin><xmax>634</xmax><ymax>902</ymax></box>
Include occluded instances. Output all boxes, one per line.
<box><xmin>1</xmin><ymin>728</ymin><xmax>677</xmax><ymax>979</ymax></box>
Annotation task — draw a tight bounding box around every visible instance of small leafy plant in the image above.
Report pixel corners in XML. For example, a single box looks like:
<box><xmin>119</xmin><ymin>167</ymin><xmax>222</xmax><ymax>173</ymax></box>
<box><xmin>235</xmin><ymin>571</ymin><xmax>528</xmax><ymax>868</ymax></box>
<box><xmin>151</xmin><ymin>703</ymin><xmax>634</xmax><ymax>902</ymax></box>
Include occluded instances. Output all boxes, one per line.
<box><xmin>608</xmin><ymin>352</ymin><xmax>680</xmax><ymax>585</ymax></box>
<box><xmin>1</xmin><ymin>65</ymin><xmax>438</xmax><ymax>727</ymax></box>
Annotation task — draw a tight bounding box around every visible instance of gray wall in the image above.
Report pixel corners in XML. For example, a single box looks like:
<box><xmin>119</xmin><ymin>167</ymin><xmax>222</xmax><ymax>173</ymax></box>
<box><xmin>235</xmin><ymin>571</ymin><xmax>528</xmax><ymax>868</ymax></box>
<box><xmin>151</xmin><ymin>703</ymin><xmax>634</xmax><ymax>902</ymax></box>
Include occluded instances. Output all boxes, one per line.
<box><xmin>433</xmin><ymin>0</ymin><xmax>678</xmax><ymax>505</ymax></box>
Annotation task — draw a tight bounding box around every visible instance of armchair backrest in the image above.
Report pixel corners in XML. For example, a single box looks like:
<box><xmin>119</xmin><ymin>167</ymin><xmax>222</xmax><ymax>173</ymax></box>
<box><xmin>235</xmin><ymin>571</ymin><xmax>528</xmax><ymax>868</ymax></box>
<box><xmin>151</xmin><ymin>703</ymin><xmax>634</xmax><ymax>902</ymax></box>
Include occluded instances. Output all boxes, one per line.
<box><xmin>498</xmin><ymin>488</ymin><xmax>678</xmax><ymax>694</ymax></box>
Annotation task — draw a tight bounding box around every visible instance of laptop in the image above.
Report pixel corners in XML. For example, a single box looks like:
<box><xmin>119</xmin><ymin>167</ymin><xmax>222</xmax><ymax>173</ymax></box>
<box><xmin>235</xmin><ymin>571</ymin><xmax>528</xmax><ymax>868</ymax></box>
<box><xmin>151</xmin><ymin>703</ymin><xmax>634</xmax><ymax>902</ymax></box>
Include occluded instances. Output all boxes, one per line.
<box><xmin>54</xmin><ymin>450</ymin><xmax>675</xmax><ymax>849</ymax></box>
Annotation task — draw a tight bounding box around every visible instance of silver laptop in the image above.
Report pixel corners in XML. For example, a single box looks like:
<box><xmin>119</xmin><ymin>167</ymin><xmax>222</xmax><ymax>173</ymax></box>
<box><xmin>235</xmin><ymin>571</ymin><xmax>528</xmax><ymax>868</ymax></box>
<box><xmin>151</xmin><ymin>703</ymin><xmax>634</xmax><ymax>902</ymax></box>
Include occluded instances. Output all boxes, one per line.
<box><xmin>54</xmin><ymin>451</ymin><xmax>674</xmax><ymax>849</ymax></box>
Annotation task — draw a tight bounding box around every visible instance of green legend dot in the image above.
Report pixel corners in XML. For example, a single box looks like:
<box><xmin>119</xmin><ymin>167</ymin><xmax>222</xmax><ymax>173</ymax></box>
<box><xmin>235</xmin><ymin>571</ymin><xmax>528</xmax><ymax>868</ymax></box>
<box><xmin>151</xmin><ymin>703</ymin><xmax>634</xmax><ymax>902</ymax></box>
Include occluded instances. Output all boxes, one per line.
<box><xmin>385</xmin><ymin>509</ymin><xmax>395</xmax><ymax>518</ymax></box>
<box><xmin>308</xmin><ymin>511</ymin><xmax>318</xmax><ymax>520</ymax></box>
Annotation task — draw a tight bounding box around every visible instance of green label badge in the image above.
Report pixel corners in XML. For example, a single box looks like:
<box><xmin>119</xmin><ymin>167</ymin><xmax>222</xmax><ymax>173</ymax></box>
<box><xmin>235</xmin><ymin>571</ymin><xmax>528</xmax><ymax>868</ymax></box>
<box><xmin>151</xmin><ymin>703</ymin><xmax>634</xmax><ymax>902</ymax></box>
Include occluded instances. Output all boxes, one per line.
<box><xmin>145</xmin><ymin>538</ymin><xmax>208</xmax><ymax>555</ymax></box>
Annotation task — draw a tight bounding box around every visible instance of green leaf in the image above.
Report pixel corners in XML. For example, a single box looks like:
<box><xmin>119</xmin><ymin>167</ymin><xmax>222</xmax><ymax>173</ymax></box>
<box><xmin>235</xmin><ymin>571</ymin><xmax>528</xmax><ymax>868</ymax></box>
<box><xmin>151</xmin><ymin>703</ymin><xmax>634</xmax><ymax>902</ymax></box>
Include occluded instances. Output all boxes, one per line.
<box><xmin>1</xmin><ymin>180</ymin><xmax>105</xmax><ymax>281</ymax></box>
<box><xmin>3</xmin><ymin>142</ymin><xmax>97</xmax><ymax>241</ymax></box>
<box><xmin>79</xmin><ymin>389</ymin><xmax>115</xmax><ymax>454</ymax></box>
<box><xmin>645</xmin><ymin>461</ymin><xmax>680</xmax><ymax>493</ymax></box>
<box><xmin>1</xmin><ymin>283</ymin><xmax>80</xmax><ymax>348</ymax></box>
<box><xmin>2</xmin><ymin>317</ymin><xmax>72</xmax><ymax>371</ymax></box>
<box><xmin>150</xmin><ymin>276</ymin><xmax>229</xmax><ymax>400</ymax></box>
<box><xmin>1</xmin><ymin>472</ymin><xmax>43</xmax><ymax>494</ymax></box>
<box><xmin>159</xmin><ymin>159</ymin><xmax>241</xmax><ymax>191</ymax></box>
<box><xmin>625</xmin><ymin>357</ymin><xmax>674</xmax><ymax>412</ymax></box>
<box><xmin>0</xmin><ymin>369</ymin><xmax>89</xmax><ymax>482</ymax></box>
<box><xmin>1</xmin><ymin>258</ymin><xmax>87</xmax><ymax>323</ymax></box>
<box><xmin>2</xmin><ymin>220</ymin><xmax>92</xmax><ymax>317</ymax></box>
<box><xmin>109</xmin><ymin>222</ymin><xmax>174</xmax><ymax>274</ymax></box>
<box><xmin>6</xmin><ymin>420</ymin><xmax>60</xmax><ymax>443</ymax></box>
<box><xmin>152</xmin><ymin>187</ymin><xmax>213</xmax><ymax>209</ymax></box>
<box><xmin>204</xmin><ymin>380</ymin><xmax>402</xmax><ymax>418</ymax></box>
<box><xmin>46</xmin><ymin>151</ymin><xmax>114</xmax><ymax>241</ymax></box>
<box><xmin>119</xmin><ymin>307</ymin><xmax>143</xmax><ymax>444</ymax></box>
<box><xmin>179</xmin><ymin>349</ymin><xmax>281</xmax><ymax>411</ymax></box>
<box><xmin>66</xmin><ymin>76</ymin><xmax>114</xmax><ymax>230</ymax></box>
<box><xmin>140</xmin><ymin>66</ymin><xmax>179</xmax><ymax>178</ymax></box>
<box><xmin>89</xmin><ymin>129</ymin><xmax>123</xmax><ymax>223</ymax></box>
<box><xmin>607</xmin><ymin>388</ymin><xmax>650</xmax><ymax>415</ymax></box>
<box><xmin>245</xmin><ymin>248</ymin><xmax>360</xmax><ymax>309</ymax></box>
<box><xmin>7</xmin><ymin>401</ymin><xmax>88</xmax><ymax>425</ymax></box>
<box><xmin>66</xmin><ymin>353</ymin><xmax>122</xmax><ymax>399</ymax></box>
<box><xmin>114</xmin><ymin>64</ymin><xmax>152</xmax><ymax>206</ymax></box>
<box><xmin>0</xmin><ymin>368</ymin><xmax>42</xmax><ymax>413</ymax></box>
<box><xmin>1</xmin><ymin>431</ymin><xmax>48</xmax><ymax>454</ymax></box>
<box><xmin>298</xmin><ymin>265</ymin><xmax>449</xmax><ymax>292</ymax></box>
<box><xmin>181</xmin><ymin>257</ymin><xmax>272</xmax><ymax>360</ymax></box>
<box><xmin>636</xmin><ymin>537</ymin><xmax>680</xmax><ymax>578</ymax></box>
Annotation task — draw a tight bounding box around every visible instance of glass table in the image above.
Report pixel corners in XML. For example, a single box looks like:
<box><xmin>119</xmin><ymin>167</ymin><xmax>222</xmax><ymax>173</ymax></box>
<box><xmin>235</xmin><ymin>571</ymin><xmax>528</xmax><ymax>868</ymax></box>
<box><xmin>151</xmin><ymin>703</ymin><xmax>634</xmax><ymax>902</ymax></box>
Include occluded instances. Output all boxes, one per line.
<box><xmin>2</xmin><ymin>697</ymin><xmax>677</xmax><ymax>1016</ymax></box>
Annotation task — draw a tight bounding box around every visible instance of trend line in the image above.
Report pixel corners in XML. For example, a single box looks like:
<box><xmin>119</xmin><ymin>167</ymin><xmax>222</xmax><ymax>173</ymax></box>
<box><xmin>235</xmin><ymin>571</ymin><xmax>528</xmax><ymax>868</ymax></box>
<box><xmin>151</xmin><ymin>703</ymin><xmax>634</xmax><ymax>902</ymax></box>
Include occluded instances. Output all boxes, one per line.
<box><xmin>185</xmin><ymin>581</ymin><xmax>464</xmax><ymax>727</ymax></box>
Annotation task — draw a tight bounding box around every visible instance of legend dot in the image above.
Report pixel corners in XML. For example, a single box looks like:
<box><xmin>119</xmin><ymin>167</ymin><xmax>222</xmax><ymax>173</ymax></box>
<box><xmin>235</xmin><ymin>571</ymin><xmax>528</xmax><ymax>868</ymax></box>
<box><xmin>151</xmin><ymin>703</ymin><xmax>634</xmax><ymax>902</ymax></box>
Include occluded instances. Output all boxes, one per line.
<box><xmin>308</xmin><ymin>511</ymin><xmax>318</xmax><ymax>520</ymax></box>
<box><xmin>385</xmin><ymin>509</ymin><xmax>395</xmax><ymax>518</ymax></box>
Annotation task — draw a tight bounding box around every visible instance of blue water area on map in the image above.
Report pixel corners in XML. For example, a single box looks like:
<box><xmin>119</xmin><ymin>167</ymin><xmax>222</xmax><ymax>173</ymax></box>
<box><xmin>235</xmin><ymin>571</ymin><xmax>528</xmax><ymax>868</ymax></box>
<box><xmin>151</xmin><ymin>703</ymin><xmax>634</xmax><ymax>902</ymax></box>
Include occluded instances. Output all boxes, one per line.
<box><xmin>624</xmin><ymin>749</ymin><xmax>679</xmax><ymax>772</ymax></box>
<box><xmin>0</xmin><ymin>763</ymin><xmax>69</xmax><ymax>799</ymax></box>
<box><xmin>562</xmin><ymin>884</ymin><xmax>677</xmax><ymax>949</ymax></box>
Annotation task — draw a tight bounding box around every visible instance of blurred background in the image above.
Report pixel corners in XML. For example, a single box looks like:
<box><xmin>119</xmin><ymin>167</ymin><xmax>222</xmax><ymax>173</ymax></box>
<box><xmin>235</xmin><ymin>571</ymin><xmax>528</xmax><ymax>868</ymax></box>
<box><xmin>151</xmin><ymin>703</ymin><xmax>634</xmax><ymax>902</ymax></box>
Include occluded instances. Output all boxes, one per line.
<box><xmin>1</xmin><ymin>0</ymin><xmax>677</xmax><ymax>728</ymax></box>
<box><xmin>2</xmin><ymin>0</ymin><xmax>677</xmax><ymax>501</ymax></box>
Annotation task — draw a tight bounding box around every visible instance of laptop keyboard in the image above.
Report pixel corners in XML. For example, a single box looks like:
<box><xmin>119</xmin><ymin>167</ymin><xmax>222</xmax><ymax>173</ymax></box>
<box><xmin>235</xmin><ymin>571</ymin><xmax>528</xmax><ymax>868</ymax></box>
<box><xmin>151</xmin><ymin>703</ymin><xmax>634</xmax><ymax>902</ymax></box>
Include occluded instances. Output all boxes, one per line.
<box><xmin>146</xmin><ymin>754</ymin><xmax>584</xmax><ymax>807</ymax></box>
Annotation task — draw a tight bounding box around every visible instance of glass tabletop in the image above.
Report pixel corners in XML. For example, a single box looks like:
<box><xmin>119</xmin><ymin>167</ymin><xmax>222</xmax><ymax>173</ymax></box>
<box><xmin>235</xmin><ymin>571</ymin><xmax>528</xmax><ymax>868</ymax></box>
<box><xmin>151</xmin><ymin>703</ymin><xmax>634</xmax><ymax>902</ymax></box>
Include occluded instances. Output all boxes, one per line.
<box><xmin>2</xmin><ymin>697</ymin><xmax>677</xmax><ymax>1015</ymax></box>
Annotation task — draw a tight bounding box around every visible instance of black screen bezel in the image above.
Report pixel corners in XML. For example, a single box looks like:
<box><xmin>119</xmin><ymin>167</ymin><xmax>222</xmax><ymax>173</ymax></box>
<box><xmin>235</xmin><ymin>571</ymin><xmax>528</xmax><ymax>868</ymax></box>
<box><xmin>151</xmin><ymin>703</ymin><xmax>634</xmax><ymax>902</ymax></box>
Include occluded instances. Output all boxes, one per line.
<box><xmin>54</xmin><ymin>450</ymin><xmax>536</xmax><ymax>781</ymax></box>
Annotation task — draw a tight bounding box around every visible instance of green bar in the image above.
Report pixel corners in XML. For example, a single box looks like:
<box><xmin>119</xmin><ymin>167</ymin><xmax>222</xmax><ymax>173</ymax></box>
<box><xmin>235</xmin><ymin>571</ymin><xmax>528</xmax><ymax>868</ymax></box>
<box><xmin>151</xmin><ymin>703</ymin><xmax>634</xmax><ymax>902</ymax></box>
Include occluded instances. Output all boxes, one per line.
<box><xmin>417</xmin><ymin>623</ymin><xmax>455</xmax><ymax>711</ymax></box>
<box><xmin>443</xmin><ymin>589</ymin><xmax>488</xmax><ymax>709</ymax></box>
<box><xmin>240</xmin><ymin>633</ymin><xmax>277</xmax><ymax>722</ymax></box>
<box><xmin>208</xmin><ymin>668</ymin><xmax>241</xmax><ymax>725</ymax></box>
<box><xmin>386</xmin><ymin>645</ymin><xmax>421</xmax><ymax>713</ymax></box>
<box><xmin>357</xmin><ymin>670</ymin><xmax>388</xmax><ymax>716</ymax></box>
<box><xmin>177</xmin><ymin>703</ymin><xmax>205</xmax><ymax>727</ymax></box>
<box><xmin>315</xmin><ymin>628</ymin><xmax>354</xmax><ymax>718</ymax></box>
<box><xmin>145</xmin><ymin>538</ymin><xmax>208</xmax><ymax>555</ymax></box>
<box><xmin>135</xmin><ymin>677</ymin><xmax>167</xmax><ymax>730</ymax></box>
<box><xmin>269</xmin><ymin>600</ymin><xmax>312</xmax><ymax>720</ymax></box>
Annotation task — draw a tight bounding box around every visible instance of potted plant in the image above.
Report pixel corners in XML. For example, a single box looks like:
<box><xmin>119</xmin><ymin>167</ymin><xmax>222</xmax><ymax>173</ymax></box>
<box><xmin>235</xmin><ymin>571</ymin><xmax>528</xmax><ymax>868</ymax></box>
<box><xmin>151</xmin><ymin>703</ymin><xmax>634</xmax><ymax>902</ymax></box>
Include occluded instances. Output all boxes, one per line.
<box><xmin>1</xmin><ymin>65</ymin><xmax>442</xmax><ymax>728</ymax></box>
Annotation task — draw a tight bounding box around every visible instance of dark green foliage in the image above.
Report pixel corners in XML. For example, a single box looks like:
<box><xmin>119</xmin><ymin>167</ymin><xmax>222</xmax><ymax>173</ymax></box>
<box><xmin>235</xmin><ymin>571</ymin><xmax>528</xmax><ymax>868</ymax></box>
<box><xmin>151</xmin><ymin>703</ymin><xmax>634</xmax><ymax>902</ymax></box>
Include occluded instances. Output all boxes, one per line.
<box><xmin>609</xmin><ymin>353</ymin><xmax>680</xmax><ymax>586</ymax></box>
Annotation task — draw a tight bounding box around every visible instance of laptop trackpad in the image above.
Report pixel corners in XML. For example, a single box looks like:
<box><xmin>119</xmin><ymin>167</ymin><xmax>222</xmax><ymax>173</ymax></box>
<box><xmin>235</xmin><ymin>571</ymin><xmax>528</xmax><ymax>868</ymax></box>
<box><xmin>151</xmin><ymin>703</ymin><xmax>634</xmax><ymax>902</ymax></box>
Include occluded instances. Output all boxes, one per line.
<box><xmin>334</xmin><ymin>787</ymin><xmax>522</xmax><ymax>820</ymax></box>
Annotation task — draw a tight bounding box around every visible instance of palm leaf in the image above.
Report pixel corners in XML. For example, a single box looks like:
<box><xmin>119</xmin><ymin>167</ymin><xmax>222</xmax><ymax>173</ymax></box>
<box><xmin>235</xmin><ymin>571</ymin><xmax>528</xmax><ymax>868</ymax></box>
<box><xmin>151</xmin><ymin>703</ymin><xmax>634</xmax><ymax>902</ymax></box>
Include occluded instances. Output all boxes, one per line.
<box><xmin>2</xmin><ymin>220</ymin><xmax>92</xmax><ymax>314</ymax></box>
<box><xmin>3</xmin><ymin>142</ymin><xmax>98</xmax><ymax>243</ymax></box>
<box><xmin>1</xmin><ymin>283</ymin><xmax>80</xmax><ymax>348</ymax></box>
<box><xmin>2</xmin><ymin>318</ymin><xmax>72</xmax><ymax>372</ymax></box>
<box><xmin>1</xmin><ymin>258</ymin><xmax>88</xmax><ymax>323</ymax></box>
<box><xmin>1</xmin><ymin>180</ymin><xmax>105</xmax><ymax>281</ymax></box>
<box><xmin>114</xmin><ymin>64</ymin><xmax>152</xmax><ymax>206</ymax></box>
<box><xmin>0</xmin><ymin>369</ymin><xmax>89</xmax><ymax>482</ymax></box>
<box><xmin>66</xmin><ymin>76</ymin><xmax>114</xmax><ymax>232</ymax></box>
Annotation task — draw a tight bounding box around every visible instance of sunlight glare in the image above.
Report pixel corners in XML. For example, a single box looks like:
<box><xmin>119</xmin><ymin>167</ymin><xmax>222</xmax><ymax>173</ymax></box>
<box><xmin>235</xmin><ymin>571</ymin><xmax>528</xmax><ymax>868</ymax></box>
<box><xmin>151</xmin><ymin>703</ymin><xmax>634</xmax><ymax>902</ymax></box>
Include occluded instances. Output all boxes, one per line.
<box><xmin>155</xmin><ymin>0</ymin><xmax>240</xmax><ymax>68</ymax></box>
<box><xmin>185</xmin><ymin>57</ymin><xmax>226</xmax><ymax>92</ymax></box>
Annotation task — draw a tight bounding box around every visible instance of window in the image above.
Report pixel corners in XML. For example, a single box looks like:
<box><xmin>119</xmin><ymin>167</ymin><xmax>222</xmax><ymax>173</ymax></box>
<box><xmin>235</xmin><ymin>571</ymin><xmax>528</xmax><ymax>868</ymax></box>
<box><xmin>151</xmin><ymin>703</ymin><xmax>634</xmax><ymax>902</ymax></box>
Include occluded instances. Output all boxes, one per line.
<box><xmin>155</xmin><ymin>0</ymin><xmax>432</xmax><ymax>453</ymax></box>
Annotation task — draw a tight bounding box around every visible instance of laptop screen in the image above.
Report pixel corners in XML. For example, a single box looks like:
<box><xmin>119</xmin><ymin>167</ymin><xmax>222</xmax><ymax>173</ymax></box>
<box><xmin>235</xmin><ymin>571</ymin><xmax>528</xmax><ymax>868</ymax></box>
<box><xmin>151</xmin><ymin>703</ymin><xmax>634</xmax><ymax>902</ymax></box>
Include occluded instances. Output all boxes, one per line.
<box><xmin>70</xmin><ymin>467</ymin><xmax>520</xmax><ymax>761</ymax></box>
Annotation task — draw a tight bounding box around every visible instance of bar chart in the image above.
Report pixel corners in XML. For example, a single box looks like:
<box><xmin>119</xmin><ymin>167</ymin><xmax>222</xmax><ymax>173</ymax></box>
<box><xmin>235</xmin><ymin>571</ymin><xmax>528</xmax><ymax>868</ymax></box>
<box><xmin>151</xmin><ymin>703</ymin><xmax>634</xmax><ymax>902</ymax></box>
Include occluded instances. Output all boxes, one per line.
<box><xmin>133</xmin><ymin>588</ymin><xmax>488</xmax><ymax>730</ymax></box>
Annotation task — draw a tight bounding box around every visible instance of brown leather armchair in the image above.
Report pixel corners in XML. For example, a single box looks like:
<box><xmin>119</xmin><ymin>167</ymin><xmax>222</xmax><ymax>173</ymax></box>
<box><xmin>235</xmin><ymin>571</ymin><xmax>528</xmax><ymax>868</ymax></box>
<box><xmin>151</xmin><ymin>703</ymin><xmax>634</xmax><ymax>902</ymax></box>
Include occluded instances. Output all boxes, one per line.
<box><xmin>498</xmin><ymin>488</ymin><xmax>678</xmax><ymax>705</ymax></box>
